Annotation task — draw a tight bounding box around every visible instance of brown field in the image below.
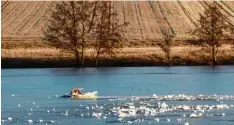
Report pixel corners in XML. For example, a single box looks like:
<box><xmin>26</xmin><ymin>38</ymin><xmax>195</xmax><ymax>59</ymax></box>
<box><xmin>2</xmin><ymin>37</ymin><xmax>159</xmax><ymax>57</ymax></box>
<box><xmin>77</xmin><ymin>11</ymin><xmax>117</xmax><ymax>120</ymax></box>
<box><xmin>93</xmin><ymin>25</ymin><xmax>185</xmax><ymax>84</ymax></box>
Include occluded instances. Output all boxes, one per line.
<box><xmin>2</xmin><ymin>1</ymin><xmax>234</xmax><ymax>41</ymax></box>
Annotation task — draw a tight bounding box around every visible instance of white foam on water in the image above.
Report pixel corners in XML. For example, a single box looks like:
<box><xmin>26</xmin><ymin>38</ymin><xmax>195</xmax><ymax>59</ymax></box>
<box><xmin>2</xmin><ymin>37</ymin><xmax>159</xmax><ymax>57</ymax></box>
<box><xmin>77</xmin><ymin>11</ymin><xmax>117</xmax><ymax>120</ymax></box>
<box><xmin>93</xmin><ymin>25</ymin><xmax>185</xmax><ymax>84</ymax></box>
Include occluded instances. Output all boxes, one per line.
<box><xmin>189</xmin><ymin>113</ymin><xmax>199</xmax><ymax>118</ymax></box>
<box><xmin>50</xmin><ymin>120</ymin><xmax>55</xmax><ymax>123</ymax></box>
<box><xmin>8</xmin><ymin>117</ymin><xmax>12</xmax><ymax>121</ymax></box>
<box><xmin>28</xmin><ymin>119</ymin><xmax>33</xmax><ymax>123</ymax></box>
<box><xmin>155</xmin><ymin>118</ymin><xmax>160</xmax><ymax>122</ymax></box>
<box><xmin>177</xmin><ymin>118</ymin><xmax>182</xmax><ymax>122</ymax></box>
<box><xmin>98</xmin><ymin>94</ymin><xmax>234</xmax><ymax>101</ymax></box>
<box><xmin>65</xmin><ymin>95</ymin><xmax>231</xmax><ymax>123</ymax></box>
<box><xmin>127</xmin><ymin>121</ymin><xmax>132</xmax><ymax>124</ymax></box>
<box><xmin>8</xmin><ymin>94</ymin><xmax>233</xmax><ymax>124</ymax></box>
<box><xmin>64</xmin><ymin>110</ymin><xmax>68</xmax><ymax>116</ymax></box>
<box><xmin>184</xmin><ymin>122</ymin><xmax>190</xmax><ymax>125</ymax></box>
<box><xmin>92</xmin><ymin>112</ymin><xmax>102</xmax><ymax>118</ymax></box>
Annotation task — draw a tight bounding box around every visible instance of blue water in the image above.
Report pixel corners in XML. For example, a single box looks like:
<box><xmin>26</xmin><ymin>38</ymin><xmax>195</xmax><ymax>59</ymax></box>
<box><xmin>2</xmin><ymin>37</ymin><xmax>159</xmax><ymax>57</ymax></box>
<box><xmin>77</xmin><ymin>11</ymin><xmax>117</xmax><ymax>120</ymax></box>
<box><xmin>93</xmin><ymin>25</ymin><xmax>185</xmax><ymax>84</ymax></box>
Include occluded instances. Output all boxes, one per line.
<box><xmin>2</xmin><ymin>66</ymin><xmax>234</xmax><ymax>125</ymax></box>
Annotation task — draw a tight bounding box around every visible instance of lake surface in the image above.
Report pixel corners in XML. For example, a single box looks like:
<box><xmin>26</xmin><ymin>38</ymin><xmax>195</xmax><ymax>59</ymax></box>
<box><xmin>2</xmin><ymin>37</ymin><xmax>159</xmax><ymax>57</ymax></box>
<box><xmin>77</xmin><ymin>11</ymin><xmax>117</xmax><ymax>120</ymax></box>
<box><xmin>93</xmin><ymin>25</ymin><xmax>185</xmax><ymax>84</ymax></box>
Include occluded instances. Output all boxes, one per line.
<box><xmin>2</xmin><ymin>66</ymin><xmax>234</xmax><ymax>125</ymax></box>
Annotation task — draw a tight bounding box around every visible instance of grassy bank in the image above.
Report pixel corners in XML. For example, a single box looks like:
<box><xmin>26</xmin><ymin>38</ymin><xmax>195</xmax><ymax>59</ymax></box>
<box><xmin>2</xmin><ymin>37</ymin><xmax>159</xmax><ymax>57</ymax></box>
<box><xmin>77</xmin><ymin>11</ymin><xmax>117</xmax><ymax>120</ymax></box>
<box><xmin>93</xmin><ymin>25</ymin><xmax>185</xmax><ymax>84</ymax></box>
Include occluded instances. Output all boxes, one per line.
<box><xmin>2</xmin><ymin>44</ymin><xmax>234</xmax><ymax>68</ymax></box>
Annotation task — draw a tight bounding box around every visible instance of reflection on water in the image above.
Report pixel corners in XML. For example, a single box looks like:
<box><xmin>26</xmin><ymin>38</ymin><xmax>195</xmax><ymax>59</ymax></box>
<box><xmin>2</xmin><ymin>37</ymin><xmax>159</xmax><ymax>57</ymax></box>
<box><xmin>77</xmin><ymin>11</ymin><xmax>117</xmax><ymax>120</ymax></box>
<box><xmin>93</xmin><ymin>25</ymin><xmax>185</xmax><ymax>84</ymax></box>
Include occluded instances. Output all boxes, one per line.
<box><xmin>2</xmin><ymin>66</ymin><xmax>234</xmax><ymax>125</ymax></box>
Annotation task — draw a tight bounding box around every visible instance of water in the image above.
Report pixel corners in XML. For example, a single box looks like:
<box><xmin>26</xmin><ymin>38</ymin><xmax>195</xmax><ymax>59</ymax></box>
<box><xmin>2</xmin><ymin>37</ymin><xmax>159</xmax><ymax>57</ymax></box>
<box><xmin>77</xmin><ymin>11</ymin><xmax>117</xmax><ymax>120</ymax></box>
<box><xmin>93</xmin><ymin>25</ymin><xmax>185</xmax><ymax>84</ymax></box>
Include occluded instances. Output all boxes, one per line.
<box><xmin>2</xmin><ymin>66</ymin><xmax>234</xmax><ymax>125</ymax></box>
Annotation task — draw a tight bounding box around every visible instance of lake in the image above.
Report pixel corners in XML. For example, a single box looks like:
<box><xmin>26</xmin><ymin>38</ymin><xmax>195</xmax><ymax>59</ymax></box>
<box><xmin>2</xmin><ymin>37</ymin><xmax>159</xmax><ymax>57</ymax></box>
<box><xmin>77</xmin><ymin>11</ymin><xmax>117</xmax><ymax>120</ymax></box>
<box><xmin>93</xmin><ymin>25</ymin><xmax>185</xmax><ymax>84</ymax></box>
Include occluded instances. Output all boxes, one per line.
<box><xmin>2</xmin><ymin>66</ymin><xmax>234</xmax><ymax>125</ymax></box>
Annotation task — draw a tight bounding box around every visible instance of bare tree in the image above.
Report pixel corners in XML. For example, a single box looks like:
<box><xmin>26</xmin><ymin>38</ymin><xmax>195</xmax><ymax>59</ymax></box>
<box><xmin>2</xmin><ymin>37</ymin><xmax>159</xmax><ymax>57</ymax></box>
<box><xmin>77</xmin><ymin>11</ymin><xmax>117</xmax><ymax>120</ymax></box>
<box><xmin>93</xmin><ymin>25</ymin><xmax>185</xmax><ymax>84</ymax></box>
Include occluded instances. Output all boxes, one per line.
<box><xmin>43</xmin><ymin>1</ymin><xmax>97</xmax><ymax>67</ymax></box>
<box><xmin>192</xmin><ymin>3</ymin><xmax>233</xmax><ymax>65</ymax></box>
<box><xmin>92</xmin><ymin>2</ymin><xmax>128</xmax><ymax>66</ymax></box>
<box><xmin>157</xmin><ymin>28</ymin><xmax>174</xmax><ymax>64</ymax></box>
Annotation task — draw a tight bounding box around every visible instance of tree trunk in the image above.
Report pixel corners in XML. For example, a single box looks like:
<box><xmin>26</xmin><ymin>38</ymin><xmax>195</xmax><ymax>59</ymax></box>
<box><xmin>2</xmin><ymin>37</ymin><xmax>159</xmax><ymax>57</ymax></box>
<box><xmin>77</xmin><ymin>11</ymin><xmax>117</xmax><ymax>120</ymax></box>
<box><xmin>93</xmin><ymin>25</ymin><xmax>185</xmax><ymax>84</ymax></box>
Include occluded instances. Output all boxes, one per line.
<box><xmin>166</xmin><ymin>49</ymin><xmax>170</xmax><ymax>65</ymax></box>
<box><xmin>212</xmin><ymin>45</ymin><xmax>216</xmax><ymax>66</ymax></box>
<box><xmin>95</xmin><ymin>57</ymin><xmax>98</xmax><ymax>67</ymax></box>
<box><xmin>95</xmin><ymin>49</ymin><xmax>100</xmax><ymax>67</ymax></box>
<box><xmin>74</xmin><ymin>47</ymin><xmax>80</xmax><ymax>67</ymax></box>
<box><xmin>167</xmin><ymin>52</ymin><xmax>170</xmax><ymax>63</ymax></box>
<box><xmin>81</xmin><ymin>40</ymin><xmax>85</xmax><ymax>67</ymax></box>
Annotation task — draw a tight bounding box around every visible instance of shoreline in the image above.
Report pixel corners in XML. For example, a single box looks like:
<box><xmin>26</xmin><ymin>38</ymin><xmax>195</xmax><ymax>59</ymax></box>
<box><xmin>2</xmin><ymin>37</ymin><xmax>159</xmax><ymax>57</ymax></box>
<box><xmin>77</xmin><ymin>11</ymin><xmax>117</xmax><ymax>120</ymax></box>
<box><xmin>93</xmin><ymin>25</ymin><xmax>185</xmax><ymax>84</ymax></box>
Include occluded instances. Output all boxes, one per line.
<box><xmin>2</xmin><ymin>57</ymin><xmax>234</xmax><ymax>69</ymax></box>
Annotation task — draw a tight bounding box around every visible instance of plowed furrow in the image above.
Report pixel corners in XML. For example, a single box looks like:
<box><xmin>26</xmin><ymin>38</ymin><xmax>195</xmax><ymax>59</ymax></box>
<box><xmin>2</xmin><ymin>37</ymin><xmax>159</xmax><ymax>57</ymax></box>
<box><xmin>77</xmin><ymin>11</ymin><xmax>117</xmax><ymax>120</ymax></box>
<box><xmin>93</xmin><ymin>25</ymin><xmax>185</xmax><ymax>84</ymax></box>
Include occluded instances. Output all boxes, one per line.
<box><xmin>134</xmin><ymin>2</ymin><xmax>143</xmax><ymax>39</ymax></box>
<box><xmin>1</xmin><ymin>1</ymin><xmax>9</xmax><ymax>11</ymax></box>
<box><xmin>157</xmin><ymin>1</ymin><xmax>175</xmax><ymax>35</ymax></box>
<box><xmin>138</xmin><ymin>2</ymin><xmax>155</xmax><ymax>39</ymax></box>
<box><xmin>214</xmin><ymin>1</ymin><xmax>234</xmax><ymax>18</ymax></box>
<box><xmin>198</xmin><ymin>1</ymin><xmax>208</xmax><ymax>10</ymax></box>
<box><xmin>2</xmin><ymin>2</ymin><xmax>32</xmax><ymax>32</ymax></box>
<box><xmin>145</xmin><ymin>1</ymin><xmax>162</xmax><ymax>39</ymax></box>
<box><xmin>148</xmin><ymin>1</ymin><xmax>166</xmax><ymax>38</ymax></box>
<box><xmin>177</xmin><ymin>1</ymin><xmax>197</xmax><ymax>26</ymax></box>
<box><xmin>220</xmin><ymin>1</ymin><xmax>234</xmax><ymax>15</ymax></box>
<box><xmin>2</xmin><ymin>1</ymin><xmax>234</xmax><ymax>40</ymax></box>
<box><xmin>23</xmin><ymin>2</ymin><xmax>51</xmax><ymax>35</ymax></box>
<box><xmin>204</xmin><ymin>1</ymin><xmax>234</xmax><ymax>26</ymax></box>
<box><xmin>2</xmin><ymin>2</ymin><xmax>18</xmax><ymax>21</ymax></box>
<box><xmin>16</xmin><ymin>2</ymin><xmax>44</xmax><ymax>35</ymax></box>
<box><xmin>27</xmin><ymin>2</ymin><xmax>53</xmax><ymax>36</ymax></box>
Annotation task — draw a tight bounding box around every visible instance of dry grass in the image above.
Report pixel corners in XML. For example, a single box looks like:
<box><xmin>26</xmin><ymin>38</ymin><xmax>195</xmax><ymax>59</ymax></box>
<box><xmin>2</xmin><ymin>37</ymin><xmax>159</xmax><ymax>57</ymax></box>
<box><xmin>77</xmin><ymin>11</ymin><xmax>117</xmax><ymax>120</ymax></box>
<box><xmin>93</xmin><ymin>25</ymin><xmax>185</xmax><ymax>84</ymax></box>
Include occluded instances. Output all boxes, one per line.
<box><xmin>2</xmin><ymin>44</ymin><xmax>234</xmax><ymax>66</ymax></box>
<box><xmin>1</xmin><ymin>40</ymin><xmax>54</xmax><ymax>49</ymax></box>
<box><xmin>1</xmin><ymin>38</ymin><xmax>188</xmax><ymax>50</ymax></box>
<box><xmin>2</xmin><ymin>39</ymin><xmax>234</xmax><ymax>67</ymax></box>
